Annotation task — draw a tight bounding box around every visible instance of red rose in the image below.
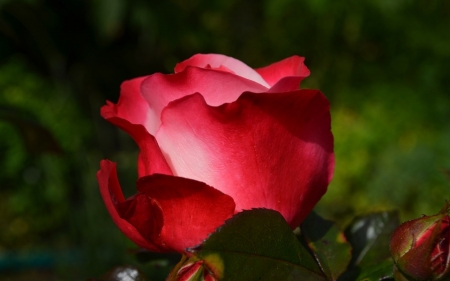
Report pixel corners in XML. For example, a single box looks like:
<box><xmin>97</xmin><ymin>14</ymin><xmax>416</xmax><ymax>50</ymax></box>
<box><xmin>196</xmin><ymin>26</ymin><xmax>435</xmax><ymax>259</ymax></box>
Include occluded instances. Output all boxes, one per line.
<box><xmin>97</xmin><ymin>54</ymin><xmax>334</xmax><ymax>253</ymax></box>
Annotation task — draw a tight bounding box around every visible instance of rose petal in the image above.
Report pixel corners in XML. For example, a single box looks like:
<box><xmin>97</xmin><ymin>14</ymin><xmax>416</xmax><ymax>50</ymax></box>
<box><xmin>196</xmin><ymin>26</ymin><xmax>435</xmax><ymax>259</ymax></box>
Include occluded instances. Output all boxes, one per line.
<box><xmin>100</xmin><ymin>114</ymin><xmax>172</xmax><ymax>177</ymax></box>
<box><xmin>140</xmin><ymin>67</ymin><xmax>268</xmax><ymax>134</ymax></box>
<box><xmin>101</xmin><ymin>76</ymin><xmax>173</xmax><ymax>177</ymax></box>
<box><xmin>155</xmin><ymin>91</ymin><xmax>334</xmax><ymax>228</ymax></box>
<box><xmin>96</xmin><ymin>160</ymin><xmax>163</xmax><ymax>251</ymax></box>
<box><xmin>174</xmin><ymin>53</ymin><xmax>270</xmax><ymax>87</ymax></box>
<box><xmin>256</xmin><ymin>56</ymin><xmax>310</xmax><ymax>88</ymax></box>
<box><xmin>101</xmin><ymin>77</ymin><xmax>155</xmax><ymax>133</ymax></box>
<box><xmin>121</xmin><ymin>174</ymin><xmax>235</xmax><ymax>252</ymax></box>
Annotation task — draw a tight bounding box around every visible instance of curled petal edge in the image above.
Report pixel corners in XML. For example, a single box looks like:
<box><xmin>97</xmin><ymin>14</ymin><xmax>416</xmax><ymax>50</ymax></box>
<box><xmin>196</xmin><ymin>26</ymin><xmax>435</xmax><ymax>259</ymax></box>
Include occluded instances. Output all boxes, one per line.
<box><xmin>97</xmin><ymin>160</ymin><xmax>164</xmax><ymax>252</ymax></box>
<box><xmin>97</xmin><ymin>160</ymin><xmax>236</xmax><ymax>253</ymax></box>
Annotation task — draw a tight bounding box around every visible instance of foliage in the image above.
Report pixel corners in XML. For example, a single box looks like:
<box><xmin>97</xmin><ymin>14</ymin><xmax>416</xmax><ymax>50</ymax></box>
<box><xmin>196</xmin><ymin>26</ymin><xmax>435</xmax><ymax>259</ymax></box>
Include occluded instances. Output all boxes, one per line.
<box><xmin>161</xmin><ymin>209</ymin><xmax>396</xmax><ymax>281</ymax></box>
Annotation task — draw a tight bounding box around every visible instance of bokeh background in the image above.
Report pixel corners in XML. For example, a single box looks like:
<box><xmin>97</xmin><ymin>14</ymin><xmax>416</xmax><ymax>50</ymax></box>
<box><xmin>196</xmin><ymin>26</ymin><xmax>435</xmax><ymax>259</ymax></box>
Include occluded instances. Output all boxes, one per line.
<box><xmin>1</xmin><ymin>0</ymin><xmax>449</xmax><ymax>280</ymax></box>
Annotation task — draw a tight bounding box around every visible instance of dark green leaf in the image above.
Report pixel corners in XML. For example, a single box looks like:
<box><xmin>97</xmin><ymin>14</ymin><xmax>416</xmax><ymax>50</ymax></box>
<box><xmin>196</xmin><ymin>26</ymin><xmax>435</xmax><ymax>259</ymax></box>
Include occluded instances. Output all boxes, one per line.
<box><xmin>344</xmin><ymin>211</ymin><xmax>399</xmax><ymax>267</ymax></box>
<box><xmin>348</xmin><ymin>259</ymin><xmax>394</xmax><ymax>281</ymax></box>
<box><xmin>301</xmin><ymin>211</ymin><xmax>352</xmax><ymax>280</ymax></box>
<box><xmin>89</xmin><ymin>265</ymin><xmax>151</xmax><ymax>281</ymax></box>
<box><xmin>190</xmin><ymin>209</ymin><xmax>326</xmax><ymax>281</ymax></box>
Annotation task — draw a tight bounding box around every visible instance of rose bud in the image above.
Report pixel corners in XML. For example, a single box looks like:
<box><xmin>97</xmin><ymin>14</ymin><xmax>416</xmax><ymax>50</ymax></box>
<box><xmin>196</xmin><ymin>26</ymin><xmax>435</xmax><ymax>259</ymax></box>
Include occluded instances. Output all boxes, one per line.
<box><xmin>97</xmin><ymin>54</ymin><xmax>334</xmax><ymax>253</ymax></box>
<box><xmin>390</xmin><ymin>205</ymin><xmax>450</xmax><ymax>281</ymax></box>
<box><xmin>166</xmin><ymin>258</ymin><xmax>216</xmax><ymax>281</ymax></box>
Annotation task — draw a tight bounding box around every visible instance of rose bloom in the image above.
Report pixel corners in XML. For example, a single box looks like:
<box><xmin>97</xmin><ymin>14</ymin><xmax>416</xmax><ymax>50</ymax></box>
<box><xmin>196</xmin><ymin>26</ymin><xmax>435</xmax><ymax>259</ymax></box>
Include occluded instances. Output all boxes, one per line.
<box><xmin>97</xmin><ymin>54</ymin><xmax>334</xmax><ymax>253</ymax></box>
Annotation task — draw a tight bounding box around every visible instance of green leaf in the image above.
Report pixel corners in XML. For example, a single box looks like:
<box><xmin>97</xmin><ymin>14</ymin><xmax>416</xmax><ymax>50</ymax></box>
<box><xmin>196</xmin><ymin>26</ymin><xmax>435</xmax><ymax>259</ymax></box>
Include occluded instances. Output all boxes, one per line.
<box><xmin>344</xmin><ymin>211</ymin><xmax>399</xmax><ymax>267</ymax></box>
<box><xmin>190</xmin><ymin>209</ymin><xmax>326</xmax><ymax>281</ymax></box>
<box><xmin>349</xmin><ymin>259</ymin><xmax>395</xmax><ymax>281</ymax></box>
<box><xmin>301</xmin><ymin>211</ymin><xmax>352</xmax><ymax>280</ymax></box>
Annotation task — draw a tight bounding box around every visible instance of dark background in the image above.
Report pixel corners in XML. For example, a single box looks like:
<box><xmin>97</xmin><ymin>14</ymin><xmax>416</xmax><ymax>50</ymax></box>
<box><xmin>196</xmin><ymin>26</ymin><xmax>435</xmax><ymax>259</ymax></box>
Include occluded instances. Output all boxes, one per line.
<box><xmin>1</xmin><ymin>0</ymin><xmax>449</xmax><ymax>280</ymax></box>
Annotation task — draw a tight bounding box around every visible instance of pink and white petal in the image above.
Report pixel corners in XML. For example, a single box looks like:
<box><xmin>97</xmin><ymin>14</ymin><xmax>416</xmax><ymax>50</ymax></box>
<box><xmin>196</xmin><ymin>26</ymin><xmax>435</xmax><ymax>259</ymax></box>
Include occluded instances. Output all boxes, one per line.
<box><xmin>256</xmin><ymin>56</ymin><xmax>310</xmax><ymax>88</ymax></box>
<box><xmin>155</xmin><ymin>91</ymin><xmax>334</xmax><ymax>228</ymax></box>
<box><xmin>96</xmin><ymin>160</ymin><xmax>163</xmax><ymax>252</ymax></box>
<box><xmin>140</xmin><ymin>67</ymin><xmax>268</xmax><ymax>133</ymax></box>
<box><xmin>174</xmin><ymin>54</ymin><xmax>270</xmax><ymax>87</ymax></box>
<box><xmin>100</xmin><ymin>115</ymin><xmax>172</xmax><ymax>177</ymax></box>
<box><xmin>133</xmin><ymin>174</ymin><xmax>236</xmax><ymax>253</ymax></box>
<box><xmin>101</xmin><ymin>76</ymin><xmax>155</xmax><ymax>132</ymax></box>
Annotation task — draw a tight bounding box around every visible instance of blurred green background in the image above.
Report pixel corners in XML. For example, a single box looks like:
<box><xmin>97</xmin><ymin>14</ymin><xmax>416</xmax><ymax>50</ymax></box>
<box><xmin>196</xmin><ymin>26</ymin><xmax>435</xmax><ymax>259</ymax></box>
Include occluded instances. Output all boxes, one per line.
<box><xmin>0</xmin><ymin>0</ymin><xmax>449</xmax><ymax>280</ymax></box>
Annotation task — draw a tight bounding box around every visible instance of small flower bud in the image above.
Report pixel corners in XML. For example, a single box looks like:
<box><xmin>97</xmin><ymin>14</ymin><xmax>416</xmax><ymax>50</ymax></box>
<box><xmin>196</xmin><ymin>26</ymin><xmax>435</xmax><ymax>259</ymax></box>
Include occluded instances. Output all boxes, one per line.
<box><xmin>167</xmin><ymin>256</ymin><xmax>216</xmax><ymax>281</ymax></box>
<box><xmin>390</xmin><ymin>204</ymin><xmax>450</xmax><ymax>281</ymax></box>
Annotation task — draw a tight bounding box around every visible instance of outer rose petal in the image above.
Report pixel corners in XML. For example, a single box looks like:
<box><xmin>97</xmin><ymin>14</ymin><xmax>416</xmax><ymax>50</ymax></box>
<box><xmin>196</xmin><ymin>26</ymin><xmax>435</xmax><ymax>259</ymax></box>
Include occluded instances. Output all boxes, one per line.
<box><xmin>117</xmin><ymin>174</ymin><xmax>235</xmax><ymax>253</ymax></box>
<box><xmin>156</xmin><ymin>91</ymin><xmax>334</xmax><ymax>228</ymax></box>
<box><xmin>101</xmin><ymin>76</ymin><xmax>173</xmax><ymax>177</ymax></box>
<box><xmin>96</xmin><ymin>160</ymin><xmax>163</xmax><ymax>252</ymax></box>
<box><xmin>140</xmin><ymin>67</ymin><xmax>268</xmax><ymax>134</ymax></box>
<box><xmin>100</xmin><ymin>112</ymin><xmax>172</xmax><ymax>177</ymax></box>
<box><xmin>101</xmin><ymin>77</ymin><xmax>154</xmax><ymax>132</ymax></box>
<box><xmin>256</xmin><ymin>56</ymin><xmax>310</xmax><ymax>89</ymax></box>
<box><xmin>174</xmin><ymin>53</ymin><xmax>270</xmax><ymax>87</ymax></box>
